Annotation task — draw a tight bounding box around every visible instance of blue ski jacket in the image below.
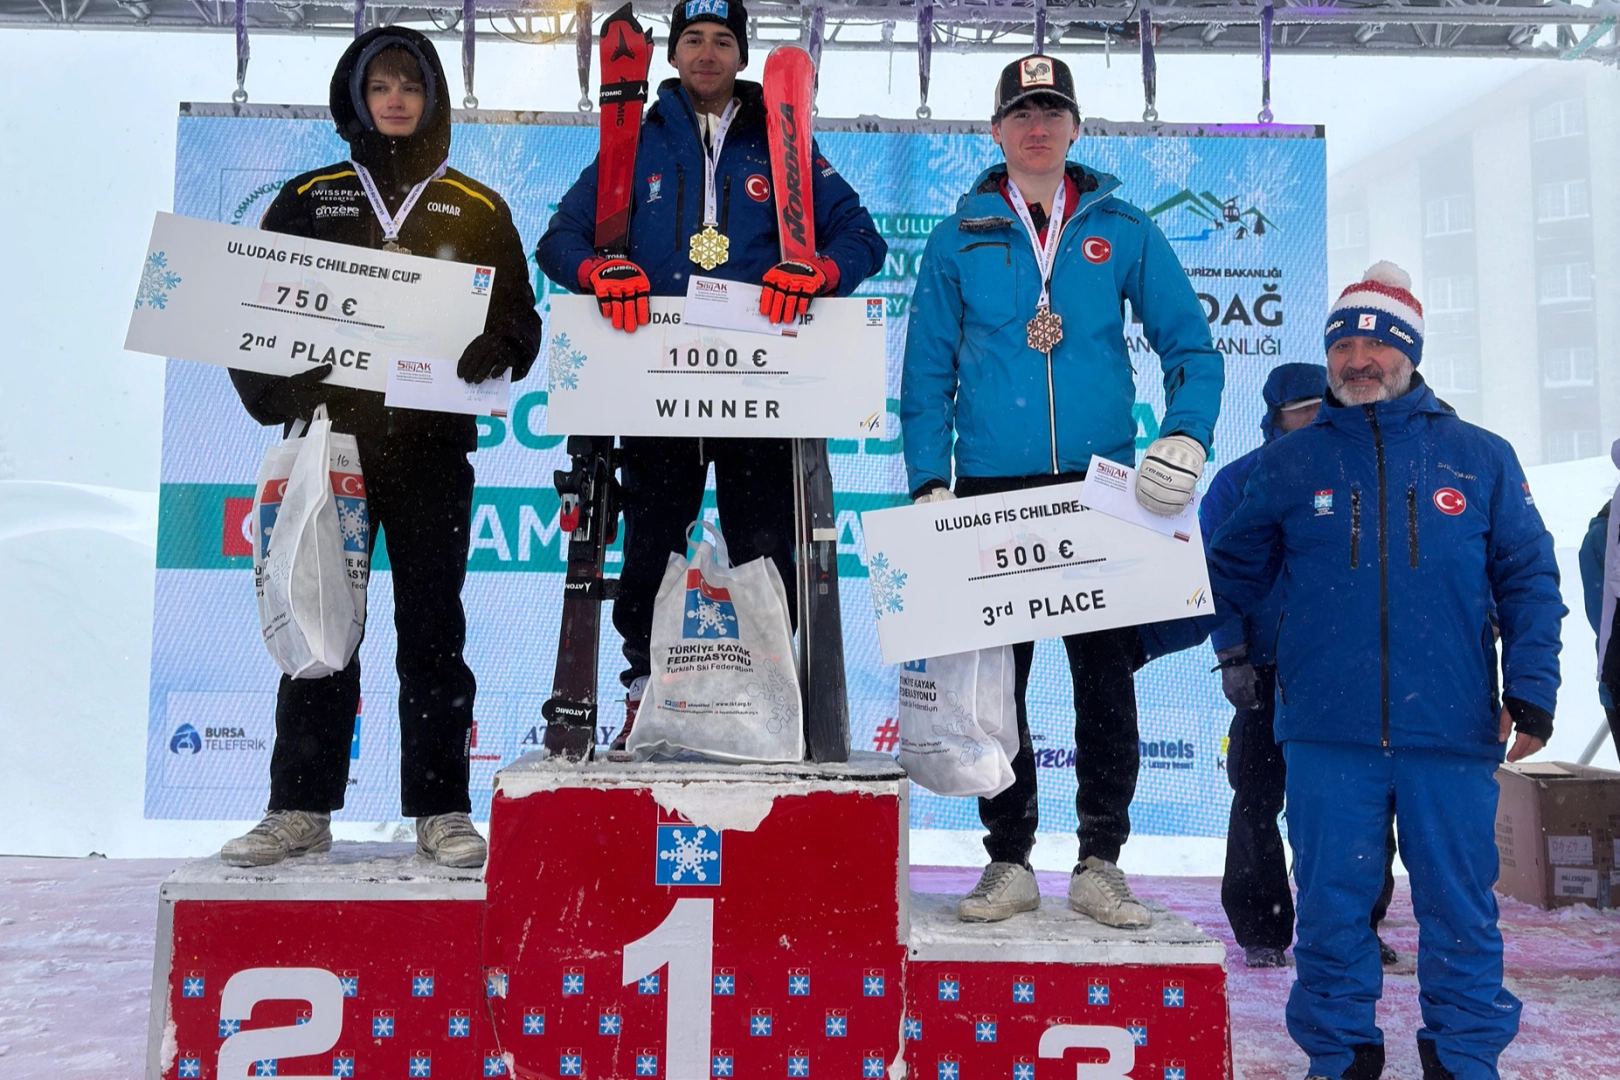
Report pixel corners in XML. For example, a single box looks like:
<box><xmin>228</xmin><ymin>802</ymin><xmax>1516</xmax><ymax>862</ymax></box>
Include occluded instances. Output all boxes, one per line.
<box><xmin>1205</xmin><ymin>378</ymin><xmax>1563</xmax><ymax>757</ymax></box>
<box><xmin>901</xmin><ymin>163</ymin><xmax>1222</xmax><ymax>493</ymax></box>
<box><xmin>536</xmin><ymin>79</ymin><xmax>885</xmax><ymax>298</ymax></box>
<box><xmin>1199</xmin><ymin>362</ymin><xmax>1327</xmax><ymax>665</ymax></box>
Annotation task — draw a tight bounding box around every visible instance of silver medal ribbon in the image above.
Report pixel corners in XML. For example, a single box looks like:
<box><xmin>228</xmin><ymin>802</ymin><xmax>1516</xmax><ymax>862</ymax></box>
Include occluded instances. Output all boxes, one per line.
<box><xmin>1006</xmin><ymin>177</ymin><xmax>1069</xmax><ymax>310</ymax></box>
<box><xmin>698</xmin><ymin>100</ymin><xmax>741</xmax><ymax>228</ymax></box>
<box><xmin>351</xmin><ymin>157</ymin><xmax>448</xmax><ymax>243</ymax></box>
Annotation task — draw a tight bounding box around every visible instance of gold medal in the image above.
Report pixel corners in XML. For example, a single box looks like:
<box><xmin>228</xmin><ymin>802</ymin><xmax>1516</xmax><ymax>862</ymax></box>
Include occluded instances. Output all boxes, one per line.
<box><xmin>688</xmin><ymin>225</ymin><xmax>730</xmax><ymax>271</ymax></box>
<box><xmin>1026</xmin><ymin>307</ymin><xmax>1064</xmax><ymax>353</ymax></box>
<box><xmin>382</xmin><ymin>240</ymin><xmax>411</xmax><ymax>255</ymax></box>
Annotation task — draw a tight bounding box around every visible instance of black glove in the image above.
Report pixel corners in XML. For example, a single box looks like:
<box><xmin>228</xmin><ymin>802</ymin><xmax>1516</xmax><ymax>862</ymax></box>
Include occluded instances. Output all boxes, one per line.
<box><xmin>1214</xmin><ymin>646</ymin><xmax>1260</xmax><ymax>711</ymax></box>
<box><xmin>457</xmin><ymin>331</ymin><xmax>529</xmax><ymax>385</ymax></box>
<box><xmin>259</xmin><ymin>364</ymin><xmax>333</xmax><ymax>423</ymax></box>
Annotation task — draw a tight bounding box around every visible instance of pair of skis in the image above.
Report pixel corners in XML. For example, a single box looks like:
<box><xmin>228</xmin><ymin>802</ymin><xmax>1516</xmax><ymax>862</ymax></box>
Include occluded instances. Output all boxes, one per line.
<box><xmin>541</xmin><ymin>10</ymin><xmax>848</xmax><ymax>763</ymax></box>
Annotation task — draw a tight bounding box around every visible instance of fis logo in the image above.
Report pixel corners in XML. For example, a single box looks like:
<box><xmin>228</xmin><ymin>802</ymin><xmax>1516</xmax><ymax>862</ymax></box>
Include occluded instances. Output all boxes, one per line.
<box><xmin>1185</xmin><ymin>587</ymin><xmax>1208</xmax><ymax>609</ymax></box>
<box><xmin>683</xmin><ymin>570</ymin><xmax>739</xmax><ymax>638</ymax></box>
<box><xmin>472</xmin><ymin>267</ymin><xmax>493</xmax><ymax>296</ymax></box>
<box><xmin>648</xmin><ymin>174</ymin><xmax>663</xmax><ymax>203</ymax></box>
<box><xmin>1314</xmin><ymin>489</ymin><xmax>1334</xmax><ymax>516</ymax></box>
<box><xmin>170</xmin><ymin>724</ymin><xmax>203</xmax><ymax>755</ymax></box>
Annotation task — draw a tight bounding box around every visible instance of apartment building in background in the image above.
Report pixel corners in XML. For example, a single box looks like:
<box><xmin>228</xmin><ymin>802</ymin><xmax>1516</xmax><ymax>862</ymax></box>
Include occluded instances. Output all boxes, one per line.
<box><xmin>1328</xmin><ymin>62</ymin><xmax>1620</xmax><ymax>465</ymax></box>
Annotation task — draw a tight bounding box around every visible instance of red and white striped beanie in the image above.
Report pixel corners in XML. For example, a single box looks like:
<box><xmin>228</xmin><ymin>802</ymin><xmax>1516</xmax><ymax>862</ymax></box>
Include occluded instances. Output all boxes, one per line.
<box><xmin>1323</xmin><ymin>261</ymin><xmax>1424</xmax><ymax>365</ymax></box>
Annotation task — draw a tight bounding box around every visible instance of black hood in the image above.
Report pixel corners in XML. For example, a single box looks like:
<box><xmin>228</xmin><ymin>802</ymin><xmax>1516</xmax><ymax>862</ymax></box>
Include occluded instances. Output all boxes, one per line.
<box><xmin>330</xmin><ymin>26</ymin><xmax>452</xmax><ymax>187</ymax></box>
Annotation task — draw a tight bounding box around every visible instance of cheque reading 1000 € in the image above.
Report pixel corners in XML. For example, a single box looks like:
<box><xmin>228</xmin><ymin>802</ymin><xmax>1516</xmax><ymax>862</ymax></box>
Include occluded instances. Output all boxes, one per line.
<box><xmin>860</xmin><ymin>479</ymin><xmax>1211</xmax><ymax>665</ymax></box>
<box><xmin>125</xmin><ymin>212</ymin><xmax>493</xmax><ymax>395</ymax></box>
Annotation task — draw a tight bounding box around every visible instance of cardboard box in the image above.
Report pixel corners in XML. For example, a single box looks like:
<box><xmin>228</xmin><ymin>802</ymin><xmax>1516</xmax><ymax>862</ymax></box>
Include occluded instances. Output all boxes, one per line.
<box><xmin>1495</xmin><ymin>761</ymin><xmax>1620</xmax><ymax>910</ymax></box>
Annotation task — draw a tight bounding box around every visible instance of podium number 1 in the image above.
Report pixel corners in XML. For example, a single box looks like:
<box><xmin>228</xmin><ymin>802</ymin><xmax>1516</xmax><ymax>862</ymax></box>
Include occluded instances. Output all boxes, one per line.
<box><xmin>623</xmin><ymin>899</ymin><xmax>715</xmax><ymax>1080</ymax></box>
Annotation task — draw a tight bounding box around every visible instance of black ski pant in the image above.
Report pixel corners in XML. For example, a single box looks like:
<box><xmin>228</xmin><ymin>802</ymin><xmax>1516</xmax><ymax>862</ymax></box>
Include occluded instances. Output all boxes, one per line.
<box><xmin>613</xmin><ymin>436</ymin><xmax>797</xmax><ymax>687</ymax></box>
<box><xmin>1222</xmin><ymin>665</ymin><xmax>1397</xmax><ymax>951</ymax></box>
<box><xmin>268</xmin><ymin>435</ymin><xmax>476</xmax><ymax>818</ymax></box>
<box><xmin>956</xmin><ymin>473</ymin><xmax>1141</xmax><ymax>871</ymax></box>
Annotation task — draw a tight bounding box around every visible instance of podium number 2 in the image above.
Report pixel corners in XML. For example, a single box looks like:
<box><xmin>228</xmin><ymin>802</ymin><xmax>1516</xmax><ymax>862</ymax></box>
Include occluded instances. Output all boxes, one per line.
<box><xmin>216</xmin><ymin>968</ymin><xmax>344</xmax><ymax>1079</ymax></box>
<box><xmin>623</xmin><ymin>898</ymin><xmax>715</xmax><ymax>1080</ymax></box>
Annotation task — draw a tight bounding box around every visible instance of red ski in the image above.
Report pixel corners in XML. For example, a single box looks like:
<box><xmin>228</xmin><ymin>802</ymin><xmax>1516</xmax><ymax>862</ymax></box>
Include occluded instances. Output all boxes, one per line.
<box><xmin>763</xmin><ymin>46</ymin><xmax>850</xmax><ymax>763</ymax></box>
<box><xmin>542</xmin><ymin>3</ymin><xmax>653</xmax><ymax>761</ymax></box>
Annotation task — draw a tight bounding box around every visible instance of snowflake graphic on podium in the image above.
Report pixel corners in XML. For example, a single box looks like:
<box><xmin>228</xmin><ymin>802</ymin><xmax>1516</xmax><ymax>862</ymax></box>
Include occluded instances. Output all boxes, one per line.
<box><xmin>136</xmin><ymin>251</ymin><xmax>182</xmax><ymax>310</ymax></box>
<box><xmin>868</xmin><ymin>553</ymin><xmax>907</xmax><ymax>617</ymax></box>
<box><xmin>547</xmin><ymin>333</ymin><xmax>589</xmax><ymax>392</ymax></box>
<box><xmin>657</xmin><ymin>825</ymin><xmax>721</xmax><ymax>885</ymax></box>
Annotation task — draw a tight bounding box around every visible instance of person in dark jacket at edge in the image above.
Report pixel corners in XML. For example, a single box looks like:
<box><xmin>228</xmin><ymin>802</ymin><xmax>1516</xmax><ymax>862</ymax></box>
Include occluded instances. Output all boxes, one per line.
<box><xmin>1200</xmin><ymin>362</ymin><xmax>1400</xmax><ymax>971</ymax></box>
<box><xmin>223</xmin><ymin>27</ymin><xmax>543</xmax><ymax>869</ymax></box>
<box><xmin>536</xmin><ymin>0</ymin><xmax>886</xmax><ymax>750</ymax></box>
<box><xmin>1173</xmin><ymin>262</ymin><xmax>1561</xmax><ymax>1080</ymax></box>
<box><xmin>1578</xmin><ymin>441</ymin><xmax>1620</xmax><ymax>754</ymax></box>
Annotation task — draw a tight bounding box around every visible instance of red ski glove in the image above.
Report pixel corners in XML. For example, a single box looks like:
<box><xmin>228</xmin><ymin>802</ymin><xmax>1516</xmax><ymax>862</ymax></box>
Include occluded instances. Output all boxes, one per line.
<box><xmin>582</xmin><ymin>256</ymin><xmax>652</xmax><ymax>333</ymax></box>
<box><xmin>760</xmin><ymin>256</ymin><xmax>839</xmax><ymax>325</ymax></box>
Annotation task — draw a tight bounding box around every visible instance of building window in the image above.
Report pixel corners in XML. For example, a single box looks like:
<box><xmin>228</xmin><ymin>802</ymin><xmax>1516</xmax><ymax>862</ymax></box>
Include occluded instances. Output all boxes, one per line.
<box><xmin>1546</xmin><ymin>429</ymin><xmax>1600</xmax><ymax>463</ymax></box>
<box><xmin>1532</xmin><ymin>98</ymin><xmax>1585</xmax><ymax>141</ymax></box>
<box><xmin>1426</xmin><ymin>275</ymin><xmax>1476</xmax><ymax>313</ymax></box>
<box><xmin>1539</xmin><ymin>261</ymin><xmax>1594</xmax><ymax>304</ymax></box>
<box><xmin>1543</xmin><ymin>345</ymin><xmax>1597</xmax><ymax>388</ymax></box>
<box><xmin>1536</xmin><ymin>179</ymin><xmax>1590</xmax><ymax>222</ymax></box>
<box><xmin>1424</xmin><ymin>194</ymin><xmax>1473</xmax><ymax>237</ymax></box>
<box><xmin>1423</xmin><ymin>340</ymin><xmax>1481</xmax><ymax>395</ymax></box>
<box><xmin>1329</xmin><ymin>210</ymin><xmax>1367</xmax><ymax>251</ymax></box>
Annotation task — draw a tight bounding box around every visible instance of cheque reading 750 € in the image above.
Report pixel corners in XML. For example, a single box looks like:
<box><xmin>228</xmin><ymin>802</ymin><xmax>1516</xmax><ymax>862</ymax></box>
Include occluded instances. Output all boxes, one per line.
<box><xmin>859</xmin><ymin>478</ymin><xmax>1213</xmax><ymax>665</ymax></box>
<box><xmin>124</xmin><ymin>211</ymin><xmax>494</xmax><ymax>393</ymax></box>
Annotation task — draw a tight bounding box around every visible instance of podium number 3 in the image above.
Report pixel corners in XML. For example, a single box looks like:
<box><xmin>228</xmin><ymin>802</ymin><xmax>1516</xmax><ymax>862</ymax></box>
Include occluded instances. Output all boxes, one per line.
<box><xmin>215</xmin><ymin>968</ymin><xmax>344</xmax><ymax>1080</ymax></box>
<box><xmin>1039</xmin><ymin>1025</ymin><xmax>1135</xmax><ymax>1080</ymax></box>
<box><xmin>623</xmin><ymin>898</ymin><xmax>715</xmax><ymax>1080</ymax></box>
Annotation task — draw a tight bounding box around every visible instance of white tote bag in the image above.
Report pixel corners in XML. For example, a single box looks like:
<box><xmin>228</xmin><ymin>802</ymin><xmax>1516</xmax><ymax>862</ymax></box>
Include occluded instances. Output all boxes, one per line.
<box><xmin>252</xmin><ymin>405</ymin><xmax>370</xmax><ymax>679</ymax></box>
<box><xmin>630</xmin><ymin>521</ymin><xmax>803</xmax><ymax>763</ymax></box>
<box><xmin>896</xmin><ymin>648</ymin><xmax>1016</xmax><ymax>798</ymax></box>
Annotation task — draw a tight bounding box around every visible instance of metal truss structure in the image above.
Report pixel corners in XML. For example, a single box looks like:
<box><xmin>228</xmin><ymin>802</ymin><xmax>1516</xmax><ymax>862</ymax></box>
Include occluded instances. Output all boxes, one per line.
<box><xmin>4</xmin><ymin>0</ymin><xmax>1618</xmax><ymax>62</ymax></box>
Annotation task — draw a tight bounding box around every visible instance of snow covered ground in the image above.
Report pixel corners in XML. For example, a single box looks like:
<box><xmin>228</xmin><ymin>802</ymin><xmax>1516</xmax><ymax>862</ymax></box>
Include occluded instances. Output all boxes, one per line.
<box><xmin>1</xmin><ymin>856</ymin><xmax>1615</xmax><ymax>1080</ymax></box>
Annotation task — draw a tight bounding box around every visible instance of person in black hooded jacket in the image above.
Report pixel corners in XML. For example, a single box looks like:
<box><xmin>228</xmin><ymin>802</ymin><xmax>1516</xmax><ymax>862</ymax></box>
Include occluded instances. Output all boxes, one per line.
<box><xmin>222</xmin><ymin>27</ymin><xmax>541</xmax><ymax>870</ymax></box>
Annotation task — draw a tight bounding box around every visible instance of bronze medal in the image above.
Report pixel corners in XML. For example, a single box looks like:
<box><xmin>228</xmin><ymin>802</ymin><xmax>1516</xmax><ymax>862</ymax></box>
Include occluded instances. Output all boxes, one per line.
<box><xmin>1026</xmin><ymin>307</ymin><xmax>1064</xmax><ymax>353</ymax></box>
<box><xmin>382</xmin><ymin>240</ymin><xmax>410</xmax><ymax>255</ymax></box>
<box><xmin>688</xmin><ymin>225</ymin><xmax>730</xmax><ymax>271</ymax></box>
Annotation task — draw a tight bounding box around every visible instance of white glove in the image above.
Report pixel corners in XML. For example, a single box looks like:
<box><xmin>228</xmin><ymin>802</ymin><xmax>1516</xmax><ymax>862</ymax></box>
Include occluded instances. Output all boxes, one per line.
<box><xmin>1136</xmin><ymin>434</ymin><xmax>1207</xmax><ymax>516</ymax></box>
<box><xmin>913</xmin><ymin>486</ymin><xmax>956</xmax><ymax>505</ymax></box>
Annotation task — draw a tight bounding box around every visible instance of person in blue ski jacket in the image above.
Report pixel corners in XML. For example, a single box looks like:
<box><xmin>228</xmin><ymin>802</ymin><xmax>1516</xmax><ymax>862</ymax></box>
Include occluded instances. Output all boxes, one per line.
<box><xmin>1204</xmin><ymin>262</ymin><xmax>1561</xmax><ymax>1080</ymax></box>
<box><xmin>1199</xmin><ymin>363</ymin><xmax>1396</xmax><ymax>971</ymax></box>
<box><xmin>900</xmin><ymin>54</ymin><xmax>1222</xmax><ymax>930</ymax></box>
<box><xmin>536</xmin><ymin>0</ymin><xmax>885</xmax><ymax>749</ymax></box>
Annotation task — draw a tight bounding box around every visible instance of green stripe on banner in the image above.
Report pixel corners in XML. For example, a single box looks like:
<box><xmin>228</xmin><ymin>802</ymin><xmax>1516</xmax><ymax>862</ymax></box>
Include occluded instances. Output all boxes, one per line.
<box><xmin>157</xmin><ymin>482</ymin><xmax>906</xmax><ymax>576</ymax></box>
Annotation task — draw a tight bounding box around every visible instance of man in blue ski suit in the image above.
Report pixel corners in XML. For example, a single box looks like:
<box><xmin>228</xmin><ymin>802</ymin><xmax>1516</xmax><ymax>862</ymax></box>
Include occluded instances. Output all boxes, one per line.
<box><xmin>537</xmin><ymin>0</ymin><xmax>886</xmax><ymax>746</ymax></box>
<box><xmin>901</xmin><ymin>54</ymin><xmax>1222</xmax><ymax>927</ymax></box>
<box><xmin>1200</xmin><ymin>363</ymin><xmax>1396</xmax><ymax>970</ymax></box>
<box><xmin>1203</xmin><ymin>263</ymin><xmax>1561</xmax><ymax>1080</ymax></box>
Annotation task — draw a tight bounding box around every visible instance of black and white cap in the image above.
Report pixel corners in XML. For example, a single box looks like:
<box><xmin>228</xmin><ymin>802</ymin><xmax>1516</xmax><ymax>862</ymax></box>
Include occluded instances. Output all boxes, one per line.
<box><xmin>993</xmin><ymin>54</ymin><xmax>1079</xmax><ymax>121</ymax></box>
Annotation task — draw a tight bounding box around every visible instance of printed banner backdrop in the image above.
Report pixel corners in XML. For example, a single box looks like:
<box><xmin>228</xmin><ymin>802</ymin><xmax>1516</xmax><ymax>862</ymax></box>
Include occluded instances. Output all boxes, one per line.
<box><xmin>147</xmin><ymin>103</ymin><xmax>1325</xmax><ymax>840</ymax></box>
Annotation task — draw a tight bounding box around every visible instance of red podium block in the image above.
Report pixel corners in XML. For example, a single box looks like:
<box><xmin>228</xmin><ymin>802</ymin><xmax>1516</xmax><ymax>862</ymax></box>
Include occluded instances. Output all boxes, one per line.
<box><xmin>482</xmin><ymin>753</ymin><xmax>911</xmax><ymax>1080</ymax></box>
<box><xmin>146</xmin><ymin>846</ymin><xmax>496</xmax><ymax>1080</ymax></box>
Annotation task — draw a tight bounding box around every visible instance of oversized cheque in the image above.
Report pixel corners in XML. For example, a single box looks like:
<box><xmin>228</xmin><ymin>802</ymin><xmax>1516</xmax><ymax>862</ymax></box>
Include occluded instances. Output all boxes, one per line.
<box><xmin>543</xmin><ymin>292</ymin><xmax>887</xmax><ymax>439</ymax></box>
<box><xmin>861</xmin><ymin>480</ymin><xmax>1212</xmax><ymax>665</ymax></box>
<box><xmin>125</xmin><ymin>211</ymin><xmax>493</xmax><ymax>391</ymax></box>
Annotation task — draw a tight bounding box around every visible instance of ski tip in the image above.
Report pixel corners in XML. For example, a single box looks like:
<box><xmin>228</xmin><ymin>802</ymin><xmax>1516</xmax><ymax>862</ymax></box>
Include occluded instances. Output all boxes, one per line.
<box><xmin>765</xmin><ymin>44</ymin><xmax>816</xmax><ymax>71</ymax></box>
<box><xmin>604</xmin><ymin>1</ymin><xmax>637</xmax><ymax>23</ymax></box>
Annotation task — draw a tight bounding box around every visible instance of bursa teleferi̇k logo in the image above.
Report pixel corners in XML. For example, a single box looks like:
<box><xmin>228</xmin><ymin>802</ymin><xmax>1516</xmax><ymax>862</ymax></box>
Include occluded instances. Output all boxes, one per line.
<box><xmin>170</xmin><ymin>723</ymin><xmax>203</xmax><ymax>755</ymax></box>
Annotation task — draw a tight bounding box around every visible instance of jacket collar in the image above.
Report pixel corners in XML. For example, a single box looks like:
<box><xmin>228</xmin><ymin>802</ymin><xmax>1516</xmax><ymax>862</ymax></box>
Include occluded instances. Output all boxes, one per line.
<box><xmin>649</xmin><ymin>78</ymin><xmax>768</xmax><ymax>141</ymax></box>
<box><xmin>1315</xmin><ymin>373</ymin><xmax>1450</xmax><ymax>437</ymax></box>
<box><xmin>956</xmin><ymin>162</ymin><xmax>1117</xmax><ymax>224</ymax></box>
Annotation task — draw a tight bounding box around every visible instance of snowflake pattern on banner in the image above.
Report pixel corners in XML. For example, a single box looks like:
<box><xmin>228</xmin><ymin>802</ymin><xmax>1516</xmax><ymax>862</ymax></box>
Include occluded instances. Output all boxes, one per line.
<box><xmin>1138</xmin><ymin>139</ymin><xmax>1201</xmax><ymax>191</ymax></box>
<box><xmin>868</xmin><ymin>553</ymin><xmax>907</xmax><ymax>617</ymax></box>
<box><xmin>546</xmin><ymin>333</ymin><xmax>588</xmax><ymax>392</ymax></box>
<box><xmin>656</xmin><ymin>825</ymin><xmax>721</xmax><ymax>884</ymax></box>
<box><xmin>136</xmin><ymin>251</ymin><xmax>182</xmax><ymax>310</ymax></box>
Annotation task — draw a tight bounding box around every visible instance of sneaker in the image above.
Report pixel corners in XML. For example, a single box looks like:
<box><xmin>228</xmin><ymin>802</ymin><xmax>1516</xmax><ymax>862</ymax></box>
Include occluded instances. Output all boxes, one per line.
<box><xmin>1067</xmin><ymin>856</ymin><xmax>1152</xmax><ymax>928</ymax></box>
<box><xmin>416</xmin><ymin>812</ymin><xmax>488</xmax><ymax>868</ymax></box>
<box><xmin>957</xmin><ymin>862</ymin><xmax>1041</xmax><ymax>922</ymax></box>
<box><xmin>610</xmin><ymin>675</ymin><xmax>649</xmax><ymax>754</ymax></box>
<box><xmin>1242</xmin><ymin>945</ymin><xmax>1290</xmax><ymax>969</ymax></box>
<box><xmin>1378</xmin><ymin>935</ymin><xmax>1399</xmax><ymax>967</ymax></box>
<box><xmin>220</xmin><ymin>810</ymin><xmax>332</xmax><ymax>867</ymax></box>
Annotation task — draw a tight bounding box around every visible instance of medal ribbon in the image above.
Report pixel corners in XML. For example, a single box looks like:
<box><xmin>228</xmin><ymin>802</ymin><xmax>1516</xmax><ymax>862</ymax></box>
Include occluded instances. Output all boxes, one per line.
<box><xmin>698</xmin><ymin>100</ymin><xmax>741</xmax><ymax>228</ymax></box>
<box><xmin>351</xmin><ymin>158</ymin><xmax>449</xmax><ymax>243</ymax></box>
<box><xmin>1006</xmin><ymin>177</ymin><xmax>1068</xmax><ymax>311</ymax></box>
